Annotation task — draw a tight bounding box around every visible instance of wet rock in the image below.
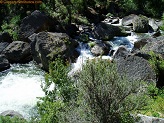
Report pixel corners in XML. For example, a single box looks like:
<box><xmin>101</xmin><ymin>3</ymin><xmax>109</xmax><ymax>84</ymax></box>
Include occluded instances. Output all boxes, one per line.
<box><xmin>0</xmin><ymin>55</ymin><xmax>10</xmax><ymax>71</ymax></box>
<box><xmin>133</xmin><ymin>15</ymin><xmax>149</xmax><ymax>33</ymax></box>
<box><xmin>111</xmin><ymin>18</ymin><xmax>119</xmax><ymax>24</ymax></box>
<box><xmin>3</xmin><ymin>41</ymin><xmax>31</xmax><ymax>63</ymax></box>
<box><xmin>31</xmin><ymin>32</ymin><xmax>79</xmax><ymax>71</ymax></box>
<box><xmin>92</xmin><ymin>22</ymin><xmax>128</xmax><ymax>40</ymax></box>
<box><xmin>122</xmin><ymin>14</ymin><xmax>138</xmax><ymax>26</ymax></box>
<box><xmin>1</xmin><ymin>110</ymin><xmax>23</xmax><ymax>119</ymax></box>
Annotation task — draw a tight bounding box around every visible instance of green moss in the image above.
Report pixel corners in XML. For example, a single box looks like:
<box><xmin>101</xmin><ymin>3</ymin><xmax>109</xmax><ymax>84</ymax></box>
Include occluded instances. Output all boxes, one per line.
<box><xmin>88</xmin><ymin>41</ymin><xmax>96</xmax><ymax>48</ymax></box>
<box><xmin>78</xmin><ymin>34</ymin><xmax>89</xmax><ymax>43</ymax></box>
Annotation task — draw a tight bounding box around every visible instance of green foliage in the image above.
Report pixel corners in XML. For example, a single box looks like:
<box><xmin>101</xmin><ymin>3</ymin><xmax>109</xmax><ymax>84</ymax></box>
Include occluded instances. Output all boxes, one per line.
<box><xmin>160</xmin><ymin>13</ymin><xmax>164</xmax><ymax>31</ymax></box>
<box><xmin>148</xmin><ymin>84</ymin><xmax>159</xmax><ymax>99</ymax></box>
<box><xmin>1</xmin><ymin>15</ymin><xmax>20</xmax><ymax>40</ymax></box>
<box><xmin>149</xmin><ymin>51</ymin><xmax>164</xmax><ymax>76</ymax></box>
<box><xmin>119</xmin><ymin>0</ymin><xmax>164</xmax><ymax>17</ymax></box>
<box><xmin>37</xmin><ymin>58</ymin><xmax>77</xmax><ymax>123</ymax></box>
<box><xmin>78</xmin><ymin>59</ymin><xmax>148</xmax><ymax>123</ymax></box>
<box><xmin>137</xmin><ymin>84</ymin><xmax>164</xmax><ymax>118</ymax></box>
<box><xmin>0</xmin><ymin>116</ymin><xmax>27</xmax><ymax>123</ymax></box>
<box><xmin>78</xmin><ymin>34</ymin><xmax>89</xmax><ymax>43</ymax></box>
<box><xmin>88</xmin><ymin>41</ymin><xmax>96</xmax><ymax>48</ymax></box>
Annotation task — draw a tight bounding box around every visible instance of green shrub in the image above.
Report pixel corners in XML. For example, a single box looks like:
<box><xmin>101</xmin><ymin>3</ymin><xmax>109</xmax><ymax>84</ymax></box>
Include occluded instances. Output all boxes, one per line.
<box><xmin>0</xmin><ymin>116</ymin><xmax>27</xmax><ymax>123</ymax></box>
<box><xmin>78</xmin><ymin>59</ymin><xmax>148</xmax><ymax>123</ymax></box>
<box><xmin>1</xmin><ymin>15</ymin><xmax>20</xmax><ymax>40</ymax></box>
<box><xmin>37</xmin><ymin>58</ymin><xmax>77</xmax><ymax>123</ymax></box>
<box><xmin>160</xmin><ymin>13</ymin><xmax>164</xmax><ymax>31</ymax></box>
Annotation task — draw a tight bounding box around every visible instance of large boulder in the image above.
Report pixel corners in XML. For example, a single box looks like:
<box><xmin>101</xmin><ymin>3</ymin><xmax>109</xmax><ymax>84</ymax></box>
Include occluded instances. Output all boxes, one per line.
<box><xmin>0</xmin><ymin>42</ymin><xmax>10</xmax><ymax>54</ymax></box>
<box><xmin>85</xmin><ymin>7</ymin><xmax>104</xmax><ymax>24</ymax></box>
<box><xmin>122</xmin><ymin>14</ymin><xmax>138</xmax><ymax>26</ymax></box>
<box><xmin>2</xmin><ymin>41</ymin><xmax>32</xmax><ymax>63</ymax></box>
<box><xmin>0</xmin><ymin>110</ymin><xmax>23</xmax><ymax>119</ymax></box>
<box><xmin>133</xmin><ymin>15</ymin><xmax>149</xmax><ymax>33</ymax></box>
<box><xmin>19</xmin><ymin>10</ymin><xmax>53</xmax><ymax>41</ymax></box>
<box><xmin>92</xmin><ymin>22</ymin><xmax>128</xmax><ymax>40</ymax></box>
<box><xmin>115</xmin><ymin>55</ymin><xmax>156</xmax><ymax>83</ymax></box>
<box><xmin>141</xmin><ymin>36</ymin><xmax>164</xmax><ymax>58</ymax></box>
<box><xmin>31</xmin><ymin>32</ymin><xmax>79</xmax><ymax>71</ymax></box>
<box><xmin>0</xmin><ymin>32</ymin><xmax>12</xmax><ymax>43</ymax></box>
<box><xmin>0</xmin><ymin>55</ymin><xmax>10</xmax><ymax>71</ymax></box>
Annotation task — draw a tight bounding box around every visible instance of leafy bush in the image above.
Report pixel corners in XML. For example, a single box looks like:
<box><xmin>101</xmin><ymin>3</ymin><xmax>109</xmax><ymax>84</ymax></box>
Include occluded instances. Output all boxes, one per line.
<box><xmin>37</xmin><ymin>58</ymin><xmax>77</xmax><ymax>123</ymax></box>
<box><xmin>160</xmin><ymin>13</ymin><xmax>164</xmax><ymax>31</ymax></box>
<box><xmin>1</xmin><ymin>15</ymin><xmax>20</xmax><ymax>40</ymax></box>
<box><xmin>0</xmin><ymin>116</ymin><xmax>27</xmax><ymax>123</ymax></box>
<box><xmin>78</xmin><ymin>59</ymin><xmax>148</xmax><ymax>123</ymax></box>
<box><xmin>138</xmin><ymin>85</ymin><xmax>164</xmax><ymax>118</ymax></box>
<box><xmin>148</xmin><ymin>51</ymin><xmax>164</xmax><ymax>87</ymax></box>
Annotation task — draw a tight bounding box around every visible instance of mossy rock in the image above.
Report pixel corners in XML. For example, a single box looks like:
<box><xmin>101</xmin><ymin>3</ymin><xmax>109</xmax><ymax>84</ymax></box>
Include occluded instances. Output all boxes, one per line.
<box><xmin>133</xmin><ymin>15</ymin><xmax>149</xmax><ymax>33</ymax></box>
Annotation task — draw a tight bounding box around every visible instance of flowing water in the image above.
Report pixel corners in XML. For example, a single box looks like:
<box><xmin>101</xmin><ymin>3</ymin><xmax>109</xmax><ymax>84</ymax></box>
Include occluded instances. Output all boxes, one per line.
<box><xmin>0</xmin><ymin>62</ymin><xmax>45</xmax><ymax>119</ymax></box>
<box><xmin>0</xmin><ymin>30</ymin><xmax>139</xmax><ymax>119</ymax></box>
<box><xmin>69</xmin><ymin>33</ymin><xmax>138</xmax><ymax>75</ymax></box>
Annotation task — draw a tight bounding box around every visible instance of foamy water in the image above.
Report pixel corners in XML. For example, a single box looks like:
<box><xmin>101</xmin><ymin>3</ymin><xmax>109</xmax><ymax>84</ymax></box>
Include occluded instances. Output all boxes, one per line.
<box><xmin>69</xmin><ymin>34</ymin><xmax>138</xmax><ymax>75</ymax></box>
<box><xmin>0</xmin><ymin>62</ymin><xmax>45</xmax><ymax>119</ymax></box>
